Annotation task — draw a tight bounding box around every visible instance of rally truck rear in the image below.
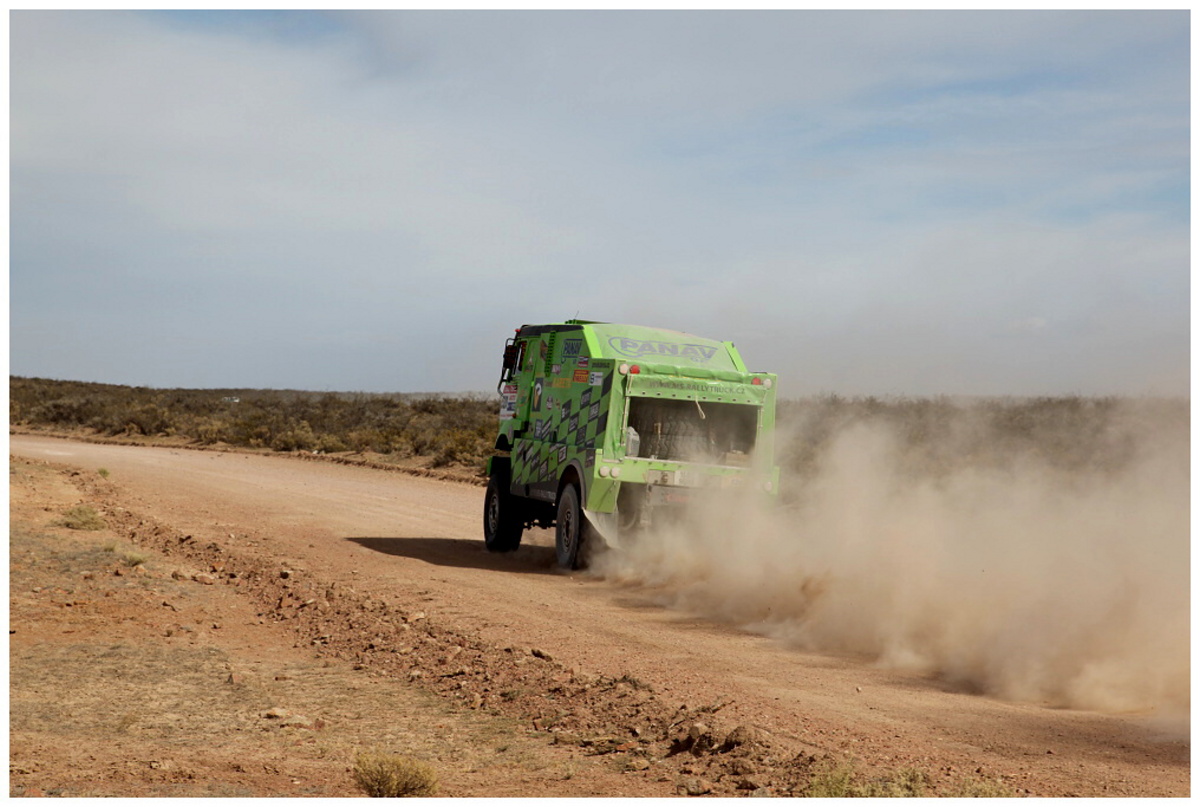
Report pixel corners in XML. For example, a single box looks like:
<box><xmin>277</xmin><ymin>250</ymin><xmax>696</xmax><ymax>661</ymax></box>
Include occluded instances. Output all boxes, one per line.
<box><xmin>484</xmin><ymin>320</ymin><xmax>779</xmax><ymax>569</ymax></box>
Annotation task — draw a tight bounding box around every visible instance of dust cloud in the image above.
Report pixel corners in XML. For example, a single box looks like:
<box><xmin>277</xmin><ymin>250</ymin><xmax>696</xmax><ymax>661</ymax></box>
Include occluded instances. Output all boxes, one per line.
<box><xmin>592</xmin><ymin>399</ymin><xmax>1189</xmax><ymax>721</ymax></box>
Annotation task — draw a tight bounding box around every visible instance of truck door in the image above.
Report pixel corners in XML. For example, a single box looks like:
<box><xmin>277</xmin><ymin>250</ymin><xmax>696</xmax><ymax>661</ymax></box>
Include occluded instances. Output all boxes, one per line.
<box><xmin>516</xmin><ymin>336</ymin><xmax>540</xmax><ymax>427</ymax></box>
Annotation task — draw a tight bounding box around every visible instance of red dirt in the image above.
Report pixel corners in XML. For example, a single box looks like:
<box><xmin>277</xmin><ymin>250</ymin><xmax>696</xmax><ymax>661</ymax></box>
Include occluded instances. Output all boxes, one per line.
<box><xmin>8</xmin><ymin>434</ymin><xmax>1189</xmax><ymax>797</ymax></box>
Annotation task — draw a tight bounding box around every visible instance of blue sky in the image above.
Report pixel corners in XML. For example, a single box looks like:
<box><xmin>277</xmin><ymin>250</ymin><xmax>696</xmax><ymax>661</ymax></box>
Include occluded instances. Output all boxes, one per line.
<box><xmin>9</xmin><ymin>10</ymin><xmax>1190</xmax><ymax>396</ymax></box>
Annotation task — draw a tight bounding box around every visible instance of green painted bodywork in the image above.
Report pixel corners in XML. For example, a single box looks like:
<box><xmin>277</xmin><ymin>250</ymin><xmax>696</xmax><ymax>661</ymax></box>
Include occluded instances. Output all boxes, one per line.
<box><xmin>494</xmin><ymin>320</ymin><xmax>779</xmax><ymax>523</ymax></box>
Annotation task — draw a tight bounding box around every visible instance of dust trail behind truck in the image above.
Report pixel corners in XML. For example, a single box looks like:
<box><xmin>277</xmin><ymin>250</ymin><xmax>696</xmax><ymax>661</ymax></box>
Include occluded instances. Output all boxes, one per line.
<box><xmin>483</xmin><ymin>320</ymin><xmax>779</xmax><ymax>569</ymax></box>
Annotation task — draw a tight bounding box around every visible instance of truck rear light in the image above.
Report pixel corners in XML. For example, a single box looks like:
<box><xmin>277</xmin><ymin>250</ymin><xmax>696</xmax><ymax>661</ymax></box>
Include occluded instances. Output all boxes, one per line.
<box><xmin>629</xmin><ymin>365</ymin><xmax>640</xmax><ymax>374</ymax></box>
<box><xmin>751</xmin><ymin>377</ymin><xmax>762</xmax><ymax>385</ymax></box>
<box><xmin>611</xmin><ymin>467</ymin><xmax>622</xmax><ymax>479</ymax></box>
<box><xmin>599</xmin><ymin>466</ymin><xmax>610</xmax><ymax>478</ymax></box>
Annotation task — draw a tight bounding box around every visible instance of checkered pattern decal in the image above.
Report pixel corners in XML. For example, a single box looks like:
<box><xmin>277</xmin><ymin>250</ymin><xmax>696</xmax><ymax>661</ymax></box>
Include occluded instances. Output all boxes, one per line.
<box><xmin>513</xmin><ymin>360</ymin><xmax>614</xmax><ymax>490</ymax></box>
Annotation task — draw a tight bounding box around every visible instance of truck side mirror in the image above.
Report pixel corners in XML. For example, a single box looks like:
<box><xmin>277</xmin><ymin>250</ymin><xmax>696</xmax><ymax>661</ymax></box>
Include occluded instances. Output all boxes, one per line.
<box><xmin>502</xmin><ymin>341</ymin><xmax>518</xmax><ymax>372</ymax></box>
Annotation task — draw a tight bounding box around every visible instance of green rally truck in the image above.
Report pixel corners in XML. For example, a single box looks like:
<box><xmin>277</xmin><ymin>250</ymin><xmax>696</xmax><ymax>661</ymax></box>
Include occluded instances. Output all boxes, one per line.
<box><xmin>484</xmin><ymin>320</ymin><xmax>779</xmax><ymax>569</ymax></box>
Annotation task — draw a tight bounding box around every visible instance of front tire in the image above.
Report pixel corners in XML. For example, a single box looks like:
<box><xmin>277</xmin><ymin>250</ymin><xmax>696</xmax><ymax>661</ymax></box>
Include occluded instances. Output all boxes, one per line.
<box><xmin>555</xmin><ymin>484</ymin><xmax>590</xmax><ymax>570</ymax></box>
<box><xmin>484</xmin><ymin>464</ymin><xmax>523</xmax><ymax>553</ymax></box>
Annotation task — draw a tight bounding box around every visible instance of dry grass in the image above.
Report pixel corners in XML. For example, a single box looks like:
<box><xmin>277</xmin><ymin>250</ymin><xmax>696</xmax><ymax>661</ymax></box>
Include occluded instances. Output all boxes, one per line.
<box><xmin>57</xmin><ymin>505</ymin><xmax>106</xmax><ymax>531</ymax></box>
<box><xmin>121</xmin><ymin>551</ymin><xmax>147</xmax><ymax>567</ymax></box>
<box><xmin>352</xmin><ymin>751</ymin><xmax>439</xmax><ymax>798</ymax></box>
<box><xmin>803</xmin><ymin>759</ymin><xmax>1011</xmax><ymax>798</ymax></box>
<box><xmin>804</xmin><ymin>760</ymin><xmax>928</xmax><ymax>797</ymax></box>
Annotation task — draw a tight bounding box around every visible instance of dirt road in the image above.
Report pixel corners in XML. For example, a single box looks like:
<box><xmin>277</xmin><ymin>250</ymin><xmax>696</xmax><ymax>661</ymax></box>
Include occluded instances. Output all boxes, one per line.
<box><xmin>9</xmin><ymin>435</ymin><xmax>1188</xmax><ymax>796</ymax></box>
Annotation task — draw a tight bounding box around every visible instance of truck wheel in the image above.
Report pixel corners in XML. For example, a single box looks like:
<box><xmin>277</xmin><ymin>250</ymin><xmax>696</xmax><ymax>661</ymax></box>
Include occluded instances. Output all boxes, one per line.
<box><xmin>484</xmin><ymin>467</ymin><xmax>523</xmax><ymax>553</ymax></box>
<box><xmin>555</xmin><ymin>484</ymin><xmax>588</xmax><ymax>570</ymax></box>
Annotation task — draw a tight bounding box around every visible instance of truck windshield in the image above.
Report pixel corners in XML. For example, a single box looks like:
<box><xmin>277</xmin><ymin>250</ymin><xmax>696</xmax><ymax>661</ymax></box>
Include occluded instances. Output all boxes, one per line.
<box><xmin>625</xmin><ymin>397</ymin><xmax>759</xmax><ymax>464</ymax></box>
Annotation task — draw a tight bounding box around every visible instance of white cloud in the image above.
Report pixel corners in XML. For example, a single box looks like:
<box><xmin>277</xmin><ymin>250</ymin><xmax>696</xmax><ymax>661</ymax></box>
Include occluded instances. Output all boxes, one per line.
<box><xmin>9</xmin><ymin>10</ymin><xmax>1189</xmax><ymax>395</ymax></box>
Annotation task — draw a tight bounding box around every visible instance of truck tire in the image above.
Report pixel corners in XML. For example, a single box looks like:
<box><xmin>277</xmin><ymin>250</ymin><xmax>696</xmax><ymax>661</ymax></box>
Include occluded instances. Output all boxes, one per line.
<box><xmin>555</xmin><ymin>484</ymin><xmax>589</xmax><ymax>570</ymax></box>
<box><xmin>484</xmin><ymin>463</ymin><xmax>523</xmax><ymax>553</ymax></box>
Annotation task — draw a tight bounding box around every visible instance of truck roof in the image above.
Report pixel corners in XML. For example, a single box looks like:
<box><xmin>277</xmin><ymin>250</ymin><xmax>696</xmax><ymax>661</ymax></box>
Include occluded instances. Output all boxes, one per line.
<box><xmin>518</xmin><ymin>320</ymin><xmax>746</xmax><ymax>373</ymax></box>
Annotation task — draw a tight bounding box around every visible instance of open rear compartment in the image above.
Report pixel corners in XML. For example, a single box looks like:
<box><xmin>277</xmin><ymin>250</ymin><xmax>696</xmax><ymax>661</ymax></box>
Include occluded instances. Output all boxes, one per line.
<box><xmin>624</xmin><ymin>397</ymin><xmax>759</xmax><ymax>465</ymax></box>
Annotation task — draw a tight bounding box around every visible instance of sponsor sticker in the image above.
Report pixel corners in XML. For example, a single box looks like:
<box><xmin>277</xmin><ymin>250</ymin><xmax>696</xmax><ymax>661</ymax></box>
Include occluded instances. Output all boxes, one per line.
<box><xmin>589</xmin><ymin>371</ymin><xmax>604</xmax><ymax>386</ymax></box>
<box><xmin>573</xmin><ymin>368</ymin><xmax>590</xmax><ymax>384</ymax></box>
<box><xmin>499</xmin><ymin>383</ymin><xmax>518</xmax><ymax>420</ymax></box>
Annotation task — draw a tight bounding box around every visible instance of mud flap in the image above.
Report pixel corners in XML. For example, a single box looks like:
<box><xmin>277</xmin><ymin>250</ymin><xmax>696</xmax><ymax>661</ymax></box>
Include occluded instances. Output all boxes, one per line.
<box><xmin>583</xmin><ymin>508</ymin><xmax>622</xmax><ymax>549</ymax></box>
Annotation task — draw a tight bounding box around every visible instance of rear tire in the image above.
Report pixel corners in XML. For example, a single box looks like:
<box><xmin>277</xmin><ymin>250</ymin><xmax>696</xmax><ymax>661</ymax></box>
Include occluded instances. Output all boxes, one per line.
<box><xmin>484</xmin><ymin>462</ymin><xmax>523</xmax><ymax>553</ymax></box>
<box><xmin>555</xmin><ymin>484</ymin><xmax>589</xmax><ymax>570</ymax></box>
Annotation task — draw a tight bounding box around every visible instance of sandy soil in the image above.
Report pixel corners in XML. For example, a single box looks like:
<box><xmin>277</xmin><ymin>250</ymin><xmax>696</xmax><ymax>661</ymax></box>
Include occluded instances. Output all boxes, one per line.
<box><xmin>8</xmin><ymin>434</ymin><xmax>1189</xmax><ymax>797</ymax></box>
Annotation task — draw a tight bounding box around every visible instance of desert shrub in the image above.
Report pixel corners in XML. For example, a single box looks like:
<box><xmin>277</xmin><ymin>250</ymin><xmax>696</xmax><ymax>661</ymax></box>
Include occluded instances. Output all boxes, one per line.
<box><xmin>192</xmin><ymin>416</ymin><xmax>234</xmax><ymax>445</ymax></box>
<box><xmin>432</xmin><ymin>428</ymin><xmax>488</xmax><ymax>468</ymax></box>
<box><xmin>58</xmin><ymin>506</ymin><xmax>106</xmax><ymax>531</ymax></box>
<box><xmin>269</xmin><ymin>419</ymin><xmax>317</xmax><ymax>452</ymax></box>
<box><xmin>28</xmin><ymin>397</ymin><xmax>100</xmax><ymax>426</ymax></box>
<box><xmin>315</xmin><ymin>433</ymin><xmax>349</xmax><ymax>454</ymax></box>
<box><xmin>121</xmin><ymin>403</ymin><xmax>172</xmax><ymax>436</ymax></box>
<box><xmin>352</xmin><ymin>752</ymin><xmax>438</xmax><ymax>798</ymax></box>
<box><xmin>804</xmin><ymin>759</ymin><xmax>928</xmax><ymax>797</ymax></box>
<box><xmin>344</xmin><ymin>428</ymin><xmax>385</xmax><ymax>453</ymax></box>
<box><xmin>404</xmin><ymin>412</ymin><xmax>442</xmax><ymax>455</ymax></box>
<box><xmin>15</xmin><ymin>378</ymin><xmax>1179</xmax><ymax>478</ymax></box>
